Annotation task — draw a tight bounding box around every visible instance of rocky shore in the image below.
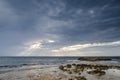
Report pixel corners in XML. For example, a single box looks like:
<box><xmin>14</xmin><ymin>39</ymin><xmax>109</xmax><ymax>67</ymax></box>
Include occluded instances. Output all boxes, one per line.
<box><xmin>78</xmin><ymin>57</ymin><xmax>112</xmax><ymax>61</ymax></box>
<box><xmin>0</xmin><ymin>57</ymin><xmax>120</xmax><ymax>80</ymax></box>
<box><xmin>58</xmin><ymin>63</ymin><xmax>120</xmax><ymax>80</ymax></box>
<box><xmin>29</xmin><ymin>57</ymin><xmax>120</xmax><ymax>80</ymax></box>
<box><xmin>57</xmin><ymin>57</ymin><xmax>120</xmax><ymax>80</ymax></box>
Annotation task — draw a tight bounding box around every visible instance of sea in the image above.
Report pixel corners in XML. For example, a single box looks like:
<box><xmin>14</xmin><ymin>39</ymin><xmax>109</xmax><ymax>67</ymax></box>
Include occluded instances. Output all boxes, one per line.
<box><xmin>0</xmin><ymin>56</ymin><xmax>120</xmax><ymax>68</ymax></box>
<box><xmin>0</xmin><ymin>57</ymin><xmax>78</xmax><ymax>67</ymax></box>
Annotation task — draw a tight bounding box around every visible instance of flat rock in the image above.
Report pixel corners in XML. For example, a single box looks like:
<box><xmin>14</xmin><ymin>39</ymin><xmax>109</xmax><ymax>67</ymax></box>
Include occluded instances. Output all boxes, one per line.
<box><xmin>78</xmin><ymin>57</ymin><xmax>112</xmax><ymax>61</ymax></box>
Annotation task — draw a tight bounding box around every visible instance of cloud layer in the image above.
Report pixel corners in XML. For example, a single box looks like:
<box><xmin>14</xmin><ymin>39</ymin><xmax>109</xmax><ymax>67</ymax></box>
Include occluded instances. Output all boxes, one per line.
<box><xmin>0</xmin><ymin>0</ymin><xmax>120</xmax><ymax>56</ymax></box>
<box><xmin>52</xmin><ymin>41</ymin><xmax>120</xmax><ymax>52</ymax></box>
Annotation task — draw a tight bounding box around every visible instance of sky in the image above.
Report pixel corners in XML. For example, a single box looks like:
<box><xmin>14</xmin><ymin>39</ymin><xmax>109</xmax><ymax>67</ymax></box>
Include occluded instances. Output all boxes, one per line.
<box><xmin>0</xmin><ymin>0</ymin><xmax>120</xmax><ymax>56</ymax></box>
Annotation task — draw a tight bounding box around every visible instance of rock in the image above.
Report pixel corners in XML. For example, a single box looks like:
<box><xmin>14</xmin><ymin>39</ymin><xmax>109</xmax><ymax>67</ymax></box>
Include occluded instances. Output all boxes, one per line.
<box><xmin>68</xmin><ymin>76</ymin><xmax>87</xmax><ymax>80</ymax></box>
<box><xmin>73</xmin><ymin>68</ymin><xmax>79</xmax><ymax>73</ymax></box>
<box><xmin>74</xmin><ymin>76</ymin><xmax>87</xmax><ymax>80</ymax></box>
<box><xmin>78</xmin><ymin>73</ymin><xmax>81</xmax><ymax>75</ymax></box>
<box><xmin>66</xmin><ymin>64</ymin><xmax>72</xmax><ymax>68</ymax></box>
<box><xmin>87</xmin><ymin>70</ymin><xmax>105</xmax><ymax>76</ymax></box>
<box><xmin>59</xmin><ymin>65</ymin><xmax>64</xmax><ymax>71</ymax></box>
<box><xmin>78</xmin><ymin>57</ymin><xmax>112</xmax><ymax>61</ymax></box>
<box><xmin>72</xmin><ymin>63</ymin><xmax>77</xmax><ymax>66</ymax></box>
<box><xmin>68</xmin><ymin>78</ymin><xmax>73</xmax><ymax>80</ymax></box>
<box><xmin>68</xmin><ymin>71</ymin><xmax>72</xmax><ymax>74</ymax></box>
<box><xmin>113</xmin><ymin>66</ymin><xmax>120</xmax><ymax>70</ymax></box>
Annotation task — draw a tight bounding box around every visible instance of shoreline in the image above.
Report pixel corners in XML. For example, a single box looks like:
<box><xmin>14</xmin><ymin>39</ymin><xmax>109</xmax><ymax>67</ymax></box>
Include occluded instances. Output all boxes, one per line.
<box><xmin>0</xmin><ymin>57</ymin><xmax>120</xmax><ymax>80</ymax></box>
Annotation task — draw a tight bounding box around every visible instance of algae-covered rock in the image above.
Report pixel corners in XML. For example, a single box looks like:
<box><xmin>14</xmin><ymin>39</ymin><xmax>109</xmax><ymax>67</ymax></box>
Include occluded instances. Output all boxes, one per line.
<box><xmin>78</xmin><ymin>57</ymin><xmax>112</xmax><ymax>61</ymax></box>
<box><xmin>74</xmin><ymin>76</ymin><xmax>87</xmax><ymax>80</ymax></box>
<box><xmin>87</xmin><ymin>70</ymin><xmax>105</xmax><ymax>76</ymax></box>
<box><xmin>59</xmin><ymin>65</ymin><xmax>64</xmax><ymax>71</ymax></box>
<box><xmin>66</xmin><ymin>64</ymin><xmax>72</xmax><ymax>68</ymax></box>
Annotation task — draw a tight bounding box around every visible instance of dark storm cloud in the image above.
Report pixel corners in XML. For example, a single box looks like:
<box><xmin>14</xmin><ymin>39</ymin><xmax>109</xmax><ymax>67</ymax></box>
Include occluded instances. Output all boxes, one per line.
<box><xmin>48</xmin><ymin>0</ymin><xmax>120</xmax><ymax>44</ymax></box>
<box><xmin>0</xmin><ymin>0</ymin><xmax>120</xmax><ymax>56</ymax></box>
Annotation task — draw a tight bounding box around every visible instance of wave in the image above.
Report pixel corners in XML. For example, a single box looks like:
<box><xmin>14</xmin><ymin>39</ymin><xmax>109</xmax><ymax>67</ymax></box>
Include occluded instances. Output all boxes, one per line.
<box><xmin>0</xmin><ymin>63</ymin><xmax>38</xmax><ymax>69</ymax></box>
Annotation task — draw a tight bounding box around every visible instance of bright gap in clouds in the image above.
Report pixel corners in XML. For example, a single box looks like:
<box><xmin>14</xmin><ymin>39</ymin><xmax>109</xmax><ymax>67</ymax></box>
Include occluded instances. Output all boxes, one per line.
<box><xmin>52</xmin><ymin>41</ymin><xmax>120</xmax><ymax>53</ymax></box>
<box><xmin>28</xmin><ymin>42</ymin><xmax>42</xmax><ymax>50</ymax></box>
<box><xmin>48</xmin><ymin>40</ymin><xmax>55</xmax><ymax>43</ymax></box>
<box><xmin>19</xmin><ymin>39</ymin><xmax>55</xmax><ymax>56</ymax></box>
<box><xmin>19</xmin><ymin>42</ymin><xmax>42</xmax><ymax>56</ymax></box>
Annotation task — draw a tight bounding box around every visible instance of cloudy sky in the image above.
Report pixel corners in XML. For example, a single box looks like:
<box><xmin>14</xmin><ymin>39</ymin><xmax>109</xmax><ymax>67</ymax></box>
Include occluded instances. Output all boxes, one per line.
<box><xmin>0</xmin><ymin>0</ymin><xmax>120</xmax><ymax>56</ymax></box>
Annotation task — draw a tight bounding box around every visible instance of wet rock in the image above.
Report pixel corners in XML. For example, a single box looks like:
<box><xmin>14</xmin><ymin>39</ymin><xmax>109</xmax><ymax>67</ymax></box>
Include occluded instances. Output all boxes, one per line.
<box><xmin>74</xmin><ymin>76</ymin><xmax>87</xmax><ymax>80</ymax></box>
<box><xmin>78</xmin><ymin>57</ymin><xmax>112</xmax><ymax>61</ymax></box>
<box><xmin>68</xmin><ymin>71</ymin><xmax>72</xmax><ymax>74</ymax></box>
<box><xmin>59</xmin><ymin>65</ymin><xmax>64</xmax><ymax>71</ymax></box>
<box><xmin>78</xmin><ymin>73</ymin><xmax>81</xmax><ymax>75</ymax></box>
<box><xmin>73</xmin><ymin>68</ymin><xmax>79</xmax><ymax>73</ymax></box>
<box><xmin>72</xmin><ymin>63</ymin><xmax>77</xmax><ymax>66</ymax></box>
<box><xmin>87</xmin><ymin>70</ymin><xmax>105</xmax><ymax>76</ymax></box>
<box><xmin>66</xmin><ymin>64</ymin><xmax>72</xmax><ymax>68</ymax></box>
<box><xmin>113</xmin><ymin>66</ymin><xmax>120</xmax><ymax>70</ymax></box>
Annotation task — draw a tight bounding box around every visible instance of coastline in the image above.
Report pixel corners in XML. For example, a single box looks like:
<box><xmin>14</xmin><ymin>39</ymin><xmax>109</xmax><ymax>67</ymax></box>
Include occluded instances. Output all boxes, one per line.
<box><xmin>0</xmin><ymin>57</ymin><xmax>120</xmax><ymax>80</ymax></box>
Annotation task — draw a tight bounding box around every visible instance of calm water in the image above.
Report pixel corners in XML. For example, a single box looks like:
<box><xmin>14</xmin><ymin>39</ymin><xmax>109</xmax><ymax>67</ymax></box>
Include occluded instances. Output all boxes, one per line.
<box><xmin>0</xmin><ymin>57</ymin><xmax>78</xmax><ymax>67</ymax></box>
<box><xmin>0</xmin><ymin>56</ymin><xmax>120</xmax><ymax>68</ymax></box>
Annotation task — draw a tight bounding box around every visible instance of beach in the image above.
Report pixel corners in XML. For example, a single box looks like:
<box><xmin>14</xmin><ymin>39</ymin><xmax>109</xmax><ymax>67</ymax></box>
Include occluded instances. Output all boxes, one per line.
<box><xmin>0</xmin><ymin>57</ymin><xmax>120</xmax><ymax>80</ymax></box>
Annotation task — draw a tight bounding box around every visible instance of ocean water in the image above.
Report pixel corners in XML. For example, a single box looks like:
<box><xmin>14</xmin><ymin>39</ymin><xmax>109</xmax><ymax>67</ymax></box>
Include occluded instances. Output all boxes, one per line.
<box><xmin>0</xmin><ymin>57</ymin><xmax>78</xmax><ymax>67</ymax></box>
<box><xmin>0</xmin><ymin>56</ymin><xmax>120</xmax><ymax>68</ymax></box>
